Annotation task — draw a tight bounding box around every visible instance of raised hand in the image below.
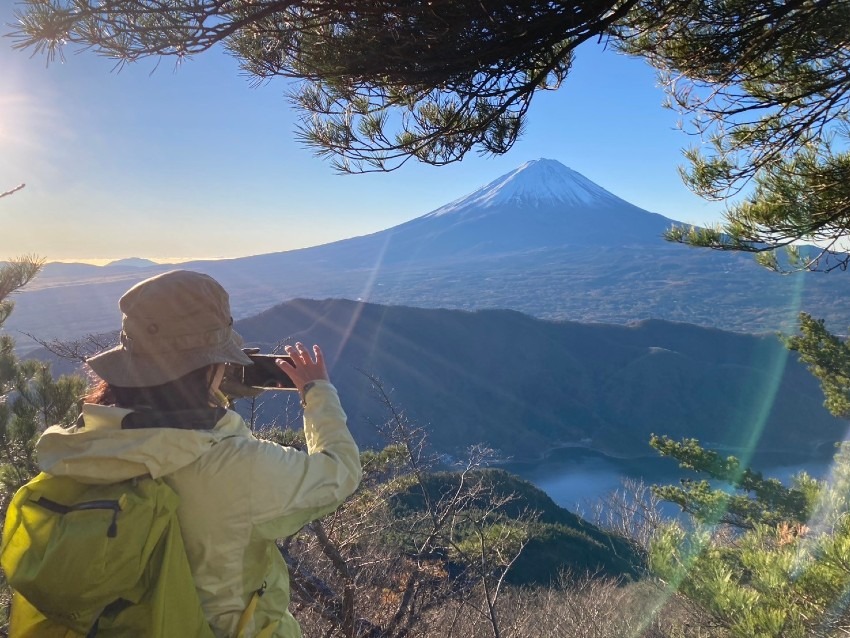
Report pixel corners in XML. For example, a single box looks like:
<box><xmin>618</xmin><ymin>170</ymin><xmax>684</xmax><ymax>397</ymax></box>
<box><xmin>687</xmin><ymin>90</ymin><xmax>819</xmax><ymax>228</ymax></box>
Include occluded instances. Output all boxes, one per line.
<box><xmin>276</xmin><ymin>343</ymin><xmax>330</xmax><ymax>395</ymax></box>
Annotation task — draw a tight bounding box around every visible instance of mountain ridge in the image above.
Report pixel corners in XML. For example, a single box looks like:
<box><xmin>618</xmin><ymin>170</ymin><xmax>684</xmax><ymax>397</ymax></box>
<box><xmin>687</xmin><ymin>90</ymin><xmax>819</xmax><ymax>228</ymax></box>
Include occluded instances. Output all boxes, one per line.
<box><xmin>230</xmin><ymin>298</ymin><xmax>843</xmax><ymax>459</ymax></box>
<box><xmin>29</xmin><ymin>298</ymin><xmax>844</xmax><ymax>460</ymax></box>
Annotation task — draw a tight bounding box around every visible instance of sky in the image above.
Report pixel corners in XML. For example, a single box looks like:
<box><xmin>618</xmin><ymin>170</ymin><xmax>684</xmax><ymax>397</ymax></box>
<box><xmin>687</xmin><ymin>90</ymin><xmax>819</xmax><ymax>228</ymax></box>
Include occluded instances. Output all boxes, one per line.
<box><xmin>0</xmin><ymin>5</ymin><xmax>729</xmax><ymax>264</ymax></box>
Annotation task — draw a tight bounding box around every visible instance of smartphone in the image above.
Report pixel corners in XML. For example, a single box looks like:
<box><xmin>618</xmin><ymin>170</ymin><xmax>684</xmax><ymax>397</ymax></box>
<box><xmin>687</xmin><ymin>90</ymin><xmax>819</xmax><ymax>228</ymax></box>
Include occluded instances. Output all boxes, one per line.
<box><xmin>241</xmin><ymin>353</ymin><xmax>297</xmax><ymax>390</ymax></box>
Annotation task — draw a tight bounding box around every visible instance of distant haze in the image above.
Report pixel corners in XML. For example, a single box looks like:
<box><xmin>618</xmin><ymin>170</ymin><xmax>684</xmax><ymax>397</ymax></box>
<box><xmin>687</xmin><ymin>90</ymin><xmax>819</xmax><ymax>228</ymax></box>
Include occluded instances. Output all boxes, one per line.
<box><xmin>66</xmin><ymin>257</ymin><xmax>221</xmax><ymax>267</ymax></box>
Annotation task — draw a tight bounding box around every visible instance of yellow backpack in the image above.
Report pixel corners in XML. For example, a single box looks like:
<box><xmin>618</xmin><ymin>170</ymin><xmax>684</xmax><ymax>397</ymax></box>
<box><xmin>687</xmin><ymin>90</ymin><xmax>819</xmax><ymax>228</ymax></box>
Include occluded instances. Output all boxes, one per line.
<box><xmin>0</xmin><ymin>472</ymin><xmax>214</xmax><ymax>637</ymax></box>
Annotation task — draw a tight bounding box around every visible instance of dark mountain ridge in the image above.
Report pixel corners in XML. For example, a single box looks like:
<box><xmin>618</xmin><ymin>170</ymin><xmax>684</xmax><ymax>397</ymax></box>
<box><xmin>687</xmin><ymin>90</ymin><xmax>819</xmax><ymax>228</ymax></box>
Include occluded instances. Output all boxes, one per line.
<box><xmin>232</xmin><ymin>299</ymin><xmax>843</xmax><ymax>459</ymax></box>
<box><xmin>29</xmin><ymin>298</ymin><xmax>841</xmax><ymax>459</ymax></box>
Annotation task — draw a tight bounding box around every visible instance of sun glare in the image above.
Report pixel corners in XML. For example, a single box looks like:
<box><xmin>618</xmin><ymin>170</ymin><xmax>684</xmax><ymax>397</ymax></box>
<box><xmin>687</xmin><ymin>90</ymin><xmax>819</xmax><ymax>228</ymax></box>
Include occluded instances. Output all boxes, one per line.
<box><xmin>0</xmin><ymin>91</ymin><xmax>66</xmax><ymax>166</ymax></box>
<box><xmin>0</xmin><ymin>94</ymin><xmax>32</xmax><ymax>149</ymax></box>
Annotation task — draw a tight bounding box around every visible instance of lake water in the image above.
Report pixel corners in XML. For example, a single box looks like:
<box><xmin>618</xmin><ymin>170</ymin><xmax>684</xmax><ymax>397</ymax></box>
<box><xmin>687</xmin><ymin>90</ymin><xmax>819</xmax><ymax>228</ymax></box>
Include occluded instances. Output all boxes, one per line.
<box><xmin>505</xmin><ymin>445</ymin><xmax>835</xmax><ymax>515</ymax></box>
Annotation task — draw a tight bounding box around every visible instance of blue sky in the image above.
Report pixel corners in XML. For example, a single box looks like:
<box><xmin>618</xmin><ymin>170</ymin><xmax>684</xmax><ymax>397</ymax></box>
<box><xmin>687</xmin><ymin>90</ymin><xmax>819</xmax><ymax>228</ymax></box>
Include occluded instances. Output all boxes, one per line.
<box><xmin>0</xmin><ymin>7</ymin><xmax>728</xmax><ymax>263</ymax></box>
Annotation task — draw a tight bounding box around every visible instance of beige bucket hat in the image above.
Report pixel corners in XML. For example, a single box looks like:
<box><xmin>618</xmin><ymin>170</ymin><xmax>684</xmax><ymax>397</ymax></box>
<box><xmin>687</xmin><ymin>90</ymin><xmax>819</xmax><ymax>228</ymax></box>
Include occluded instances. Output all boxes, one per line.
<box><xmin>87</xmin><ymin>270</ymin><xmax>253</xmax><ymax>387</ymax></box>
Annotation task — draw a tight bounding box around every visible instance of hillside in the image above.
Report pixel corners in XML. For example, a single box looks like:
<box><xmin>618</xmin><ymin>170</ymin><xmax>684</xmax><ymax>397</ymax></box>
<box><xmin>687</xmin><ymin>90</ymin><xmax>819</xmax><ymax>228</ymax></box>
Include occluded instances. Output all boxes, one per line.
<box><xmin>231</xmin><ymin>299</ymin><xmax>842</xmax><ymax>459</ymax></box>
<box><xmin>386</xmin><ymin>468</ymin><xmax>641</xmax><ymax>585</ymax></box>
<box><xmin>30</xmin><ymin>296</ymin><xmax>840</xmax><ymax>459</ymax></box>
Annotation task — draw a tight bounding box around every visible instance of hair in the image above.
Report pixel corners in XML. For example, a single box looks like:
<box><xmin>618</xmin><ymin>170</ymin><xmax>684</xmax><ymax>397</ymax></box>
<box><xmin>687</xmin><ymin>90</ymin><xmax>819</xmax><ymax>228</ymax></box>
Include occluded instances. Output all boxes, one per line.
<box><xmin>86</xmin><ymin>365</ymin><xmax>216</xmax><ymax>411</ymax></box>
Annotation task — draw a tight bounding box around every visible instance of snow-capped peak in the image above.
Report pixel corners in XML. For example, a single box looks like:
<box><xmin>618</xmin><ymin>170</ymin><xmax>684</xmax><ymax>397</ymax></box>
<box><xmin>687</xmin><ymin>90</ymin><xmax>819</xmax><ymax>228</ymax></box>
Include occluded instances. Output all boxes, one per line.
<box><xmin>426</xmin><ymin>159</ymin><xmax>627</xmax><ymax>217</ymax></box>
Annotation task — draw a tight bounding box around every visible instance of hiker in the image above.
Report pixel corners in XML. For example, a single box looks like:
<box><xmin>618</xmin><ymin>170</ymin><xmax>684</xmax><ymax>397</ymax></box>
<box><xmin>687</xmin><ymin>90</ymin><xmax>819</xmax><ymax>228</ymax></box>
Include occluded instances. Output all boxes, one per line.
<box><xmin>32</xmin><ymin>270</ymin><xmax>363</xmax><ymax>637</ymax></box>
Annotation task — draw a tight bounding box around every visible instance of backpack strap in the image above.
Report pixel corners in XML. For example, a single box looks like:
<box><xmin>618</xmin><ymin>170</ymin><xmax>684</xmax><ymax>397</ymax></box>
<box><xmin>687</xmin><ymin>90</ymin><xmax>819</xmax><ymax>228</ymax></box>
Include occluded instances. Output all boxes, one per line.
<box><xmin>235</xmin><ymin>581</ymin><xmax>280</xmax><ymax>638</ymax></box>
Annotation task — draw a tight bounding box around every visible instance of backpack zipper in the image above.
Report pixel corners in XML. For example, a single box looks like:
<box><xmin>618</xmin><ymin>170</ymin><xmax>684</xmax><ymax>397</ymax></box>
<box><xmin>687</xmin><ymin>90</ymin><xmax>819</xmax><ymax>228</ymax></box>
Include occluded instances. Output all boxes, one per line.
<box><xmin>34</xmin><ymin>497</ymin><xmax>123</xmax><ymax>538</ymax></box>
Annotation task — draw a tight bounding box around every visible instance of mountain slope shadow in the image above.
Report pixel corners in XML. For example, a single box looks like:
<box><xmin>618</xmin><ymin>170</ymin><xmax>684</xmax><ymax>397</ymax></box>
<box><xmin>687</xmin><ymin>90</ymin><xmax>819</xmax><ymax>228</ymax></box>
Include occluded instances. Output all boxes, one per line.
<box><xmin>234</xmin><ymin>299</ymin><xmax>844</xmax><ymax>459</ymax></box>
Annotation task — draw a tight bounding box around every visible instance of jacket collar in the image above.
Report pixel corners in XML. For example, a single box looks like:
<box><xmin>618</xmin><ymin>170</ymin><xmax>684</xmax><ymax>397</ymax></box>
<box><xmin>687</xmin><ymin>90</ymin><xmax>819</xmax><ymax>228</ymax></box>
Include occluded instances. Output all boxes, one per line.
<box><xmin>36</xmin><ymin>404</ymin><xmax>252</xmax><ymax>483</ymax></box>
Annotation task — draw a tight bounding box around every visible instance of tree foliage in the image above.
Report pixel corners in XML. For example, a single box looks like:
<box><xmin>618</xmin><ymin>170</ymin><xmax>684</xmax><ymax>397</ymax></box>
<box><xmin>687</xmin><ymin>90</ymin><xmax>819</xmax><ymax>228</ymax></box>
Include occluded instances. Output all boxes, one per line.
<box><xmin>648</xmin><ymin>312</ymin><xmax>850</xmax><ymax>636</ymax></box>
<box><xmin>0</xmin><ymin>258</ymin><xmax>86</xmax><ymax>509</ymax></box>
<box><xmin>11</xmin><ymin>0</ymin><xmax>638</xmax><ymax>173</ymax></box>
<box><xmin>0</xmin><ymin>360</ymin><xmax>85</xmax><ymax>506</ymax></box>
<box><xmin>650</xmin><ymin>442</ymin><xmax>850</xmax><ymax>637</ymax></box>
<box><xmin>650</xmin><ymin>430</ymin><xmax>850</xmax><ymax>635</ymax></box>
<box><xmin>785</xmin><ymin>312</ymin><xmax>850</xmax><ymax>418</ymax></box>
<box><xmin>0</xmin><ymin>257</ymin><xmax>42</xmax><ymax>329</ymax></box>
<box><xmin>651</xmin><ymin>517</ymin><xmax>850</xmax><ymax>637</ymax></box>
<box><xmin>617</xmin><ymin>0</ymin><xmax>850</xmax><ymax>270</ymax></box>
<box><xmin>649</xmin><ymin>435</ymin><xmax>816</xmax><ymax>530</ymax></box>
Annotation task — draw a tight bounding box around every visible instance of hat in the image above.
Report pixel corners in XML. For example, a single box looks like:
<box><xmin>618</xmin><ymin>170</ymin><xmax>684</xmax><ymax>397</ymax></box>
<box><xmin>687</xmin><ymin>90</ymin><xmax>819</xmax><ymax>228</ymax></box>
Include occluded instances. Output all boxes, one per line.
<box><xmin>87</xmin><ymin>270</ymin><xmax>253</xmax><ymax>387</ymax></box>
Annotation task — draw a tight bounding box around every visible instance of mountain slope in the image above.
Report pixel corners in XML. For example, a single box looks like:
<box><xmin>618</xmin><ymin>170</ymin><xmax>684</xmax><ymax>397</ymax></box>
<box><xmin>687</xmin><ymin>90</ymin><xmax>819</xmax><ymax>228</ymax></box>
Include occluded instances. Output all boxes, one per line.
<box><xmin>230</xmin><ymin>299</ymin><xmax>844</xmax><ymax>459</ymax></box>
<box><xmin>354</xmin><ymin>159</ymin><xmax>674</xmax><ymax>260</ymax></box>
<box><xmin>32</xmin><ymin>299</ymin><xmax>842</xmax><ymax>459</ymax></box>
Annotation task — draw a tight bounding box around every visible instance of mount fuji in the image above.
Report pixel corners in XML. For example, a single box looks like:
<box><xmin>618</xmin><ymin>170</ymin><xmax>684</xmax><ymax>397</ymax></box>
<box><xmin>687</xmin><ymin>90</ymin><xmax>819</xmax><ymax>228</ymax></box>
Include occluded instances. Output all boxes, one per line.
<box><xmin>262</xmin><ymin>158</ymin><xmax>675</xmax><ymax>268</ymax></box>
<box><xmin>7</xmin><ymin>159</ymin><xmax>850</xmax><ymax>347</ymax></box>
<box><xmin>346</xmin><ymin>158</ymin><xmax>675</xmax><ymax>260</ymax></box>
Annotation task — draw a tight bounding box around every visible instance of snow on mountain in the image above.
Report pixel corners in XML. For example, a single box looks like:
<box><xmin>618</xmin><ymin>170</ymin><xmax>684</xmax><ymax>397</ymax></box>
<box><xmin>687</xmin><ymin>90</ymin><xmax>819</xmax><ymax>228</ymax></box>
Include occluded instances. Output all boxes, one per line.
<box><xmin>427</xmin><ymin>158</ymin><xmax>628</xmax><ymax>216</ymax></box>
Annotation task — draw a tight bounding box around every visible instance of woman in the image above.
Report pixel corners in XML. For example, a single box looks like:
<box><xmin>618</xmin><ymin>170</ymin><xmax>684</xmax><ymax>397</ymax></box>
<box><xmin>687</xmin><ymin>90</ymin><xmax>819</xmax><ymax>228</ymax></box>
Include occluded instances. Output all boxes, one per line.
<box><xmin>34</xmin><ymin>270</ymin><xmax>362</xmax><ymax>637</ymax></box>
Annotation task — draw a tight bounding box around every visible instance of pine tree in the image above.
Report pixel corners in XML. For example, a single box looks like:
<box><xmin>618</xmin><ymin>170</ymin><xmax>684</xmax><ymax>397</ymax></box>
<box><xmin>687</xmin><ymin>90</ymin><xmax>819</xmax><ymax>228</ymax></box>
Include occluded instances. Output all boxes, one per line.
<box><xmin>648</xmin><ymin>313</ymin><xmax>850</xmax><ymax>636</ymax></box>
<box><xmin>649</xmin><ymin>443</ymin><xmax>850</xmax><ymax>637</ymax></box>
<box><xmin>648</xmin><ymin>435</ymin><xmax>816</xmax><ymax>530</ymax></box>
<box><xmin>8</xmin><ymin>2</ymin><xmax>847</xmax><ymax>237</ymax></box>
<box><xmin>0</xmin><ymin>258</ymin><xmax>86</xmax><ymax>506</ymax></box>
<box><xmin>617</xmin><ymin>1</ymin><xmax>850</xmax><ymax>271</ymax></box>
<box><xmin>10</xmin><ymin>0</ymin><xmax>635</xmax><ymax>174</ymax></box>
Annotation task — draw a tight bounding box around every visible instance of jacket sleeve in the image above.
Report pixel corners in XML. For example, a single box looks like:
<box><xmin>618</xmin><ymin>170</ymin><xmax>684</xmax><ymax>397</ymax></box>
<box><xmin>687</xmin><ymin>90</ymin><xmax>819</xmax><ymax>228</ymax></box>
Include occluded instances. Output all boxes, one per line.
<box><xmin>250</xmin><ymin>380</ymin><xmax>362</xmax><ymax>539</ymax></box>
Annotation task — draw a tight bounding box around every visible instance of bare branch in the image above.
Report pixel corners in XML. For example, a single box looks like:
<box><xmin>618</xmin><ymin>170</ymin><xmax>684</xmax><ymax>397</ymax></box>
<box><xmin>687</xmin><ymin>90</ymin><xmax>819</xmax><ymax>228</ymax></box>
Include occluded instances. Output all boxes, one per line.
<box><xmin>0</xmin><ymin>184</ymin><xmax>25</xmax><ymax>199</ymax></box>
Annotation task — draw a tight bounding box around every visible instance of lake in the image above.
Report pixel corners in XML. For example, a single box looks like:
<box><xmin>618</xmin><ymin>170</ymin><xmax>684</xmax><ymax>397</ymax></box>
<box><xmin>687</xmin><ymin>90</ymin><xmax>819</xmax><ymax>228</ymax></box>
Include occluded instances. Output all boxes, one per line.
<box><xmin>505</xmin><ymin>445</ymin><xmax>835</xmax><ymax>514</ymax></box>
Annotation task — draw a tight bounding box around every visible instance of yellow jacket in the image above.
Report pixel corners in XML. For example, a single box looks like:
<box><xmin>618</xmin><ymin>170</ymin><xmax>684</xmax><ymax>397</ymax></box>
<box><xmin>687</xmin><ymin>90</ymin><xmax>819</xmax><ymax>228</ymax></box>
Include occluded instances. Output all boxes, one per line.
<box><xmin>36</xmin><ymin>381</ymin><xmax>362</xmax><ymax>638</ymax></box>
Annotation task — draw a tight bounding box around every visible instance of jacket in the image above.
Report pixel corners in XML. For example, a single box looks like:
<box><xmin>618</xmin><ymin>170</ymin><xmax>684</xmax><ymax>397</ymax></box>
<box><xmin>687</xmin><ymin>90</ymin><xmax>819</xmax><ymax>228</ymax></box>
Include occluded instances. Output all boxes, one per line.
<box><xmin>35</xmin><ymin>380</ymin><xmax>362</xmax><ymax>638</ymax></box>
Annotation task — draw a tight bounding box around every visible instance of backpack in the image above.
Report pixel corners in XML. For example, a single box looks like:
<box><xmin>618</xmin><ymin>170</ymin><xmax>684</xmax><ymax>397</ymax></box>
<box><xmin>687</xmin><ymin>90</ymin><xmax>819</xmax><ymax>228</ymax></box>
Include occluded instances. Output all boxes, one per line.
<box><xmin>0</xmin><ymin>472</ymin><xmax>215</xmax><ymax>637</ymax></box>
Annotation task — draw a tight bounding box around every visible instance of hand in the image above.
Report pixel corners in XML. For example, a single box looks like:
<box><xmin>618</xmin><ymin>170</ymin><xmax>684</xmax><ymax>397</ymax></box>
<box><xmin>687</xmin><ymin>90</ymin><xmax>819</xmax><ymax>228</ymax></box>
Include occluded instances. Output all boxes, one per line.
<box><xmin>277</xmin><ymin>343</ymin><xmax>330</xmax><ymax>395</ymax></box>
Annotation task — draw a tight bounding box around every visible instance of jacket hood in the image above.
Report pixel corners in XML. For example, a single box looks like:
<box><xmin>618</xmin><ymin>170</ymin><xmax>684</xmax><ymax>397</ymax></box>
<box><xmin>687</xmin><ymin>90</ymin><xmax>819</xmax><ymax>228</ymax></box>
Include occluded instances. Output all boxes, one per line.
<box><xmin>37</xmin><ymin>404</ymin><xmax>252</xmax><ymax>483</ymax></box>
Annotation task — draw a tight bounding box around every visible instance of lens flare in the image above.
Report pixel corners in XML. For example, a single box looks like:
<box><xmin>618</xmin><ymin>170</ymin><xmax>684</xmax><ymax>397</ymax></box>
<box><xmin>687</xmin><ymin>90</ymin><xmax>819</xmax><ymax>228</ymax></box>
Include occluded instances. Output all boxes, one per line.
<box><xmin>635</xmin><ymin>267</ymin><xmax>809</xmax><ymax>634</ymax></box>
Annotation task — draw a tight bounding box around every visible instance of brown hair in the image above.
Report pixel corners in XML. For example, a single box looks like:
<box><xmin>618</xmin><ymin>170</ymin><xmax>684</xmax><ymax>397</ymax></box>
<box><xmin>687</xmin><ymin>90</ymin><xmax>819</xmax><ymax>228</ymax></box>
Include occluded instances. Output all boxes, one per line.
<box><xmin>86</xmin><ymin>365</ymin><xmax>215</xmax><ymax>411</ymax></box>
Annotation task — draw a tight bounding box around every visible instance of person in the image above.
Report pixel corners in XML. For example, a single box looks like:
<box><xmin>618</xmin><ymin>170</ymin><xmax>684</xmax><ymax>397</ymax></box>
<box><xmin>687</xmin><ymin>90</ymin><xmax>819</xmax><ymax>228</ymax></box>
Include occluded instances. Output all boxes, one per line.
<box><xmin>34</xmin><ymin>270</ymin><xmax>362</xmax><ymax>637</ymax></box>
